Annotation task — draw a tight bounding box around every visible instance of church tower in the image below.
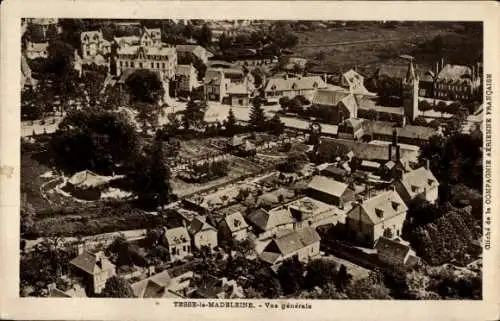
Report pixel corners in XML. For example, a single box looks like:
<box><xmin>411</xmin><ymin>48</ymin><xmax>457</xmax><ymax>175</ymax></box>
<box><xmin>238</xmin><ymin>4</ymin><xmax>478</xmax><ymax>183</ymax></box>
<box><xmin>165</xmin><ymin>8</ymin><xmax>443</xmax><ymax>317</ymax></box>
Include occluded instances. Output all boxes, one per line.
<box><xmin>402</xmin><ymin>58</ymin><xmax>419</xmax><ymax>123</ymax></box>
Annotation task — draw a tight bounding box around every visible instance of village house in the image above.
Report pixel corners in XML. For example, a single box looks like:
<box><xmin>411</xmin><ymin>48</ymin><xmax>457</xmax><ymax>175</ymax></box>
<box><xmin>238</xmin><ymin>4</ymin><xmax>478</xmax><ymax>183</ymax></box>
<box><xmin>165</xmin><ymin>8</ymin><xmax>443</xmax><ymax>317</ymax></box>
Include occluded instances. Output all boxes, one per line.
<box><xmin>346</xmin><ymin>190</ymin><xmax>408</xmax><ymax>247</ymax></box>
<box><xmin>139</xmin><ymin>27</ymin><xmax>162</xmax><ymax>47</ymax></box>
<box><xmin>218</xmin><ymin>211</ymin><xmax>250</xmax><ymax>242</ymax></box>
<box><xmin>433</xmin><ymin>62</ymin><xmax>482</xmax><ymax>101</ymax></box>
<box><xmin>259</xmin><ymin>227</ymin><xmax>321</xmax><ymax>265</ymax></box>
<box><xmin>306</xmin><ymin>175</ymin><xmax>355</xmax><ymax>209</ymax></box>
<box><xmin>21</xmin><ymin>52</ymin><xmax>37</xmax><ymax>89</ymax></box>
<box><xmin>263</xmin><ymin>75</ymin><xmax>327</xmax><ymax>103</ymax></box>
<box><xmin>187</xmin><ymin>217</ymin><xmax>218</xmax><ymax>251</ymax></box>
<box><xmin>286</xmin><ymin>196</ymin><xmax>347</xmax><ymax>229</ymax></box>
<box><xmin>394</xmin><ymin>163</ymin><xmax>439</xmax><ymax>206</ymax></box>
<box><xmin>131</xmin><ymin>270</ymin><xmax>194</xmax><ymax>298</ymax></box>
<box><xmin>69</xmin><ymin>250</ymin><xmax>116</xmax><ymax>294</ymax></box>
<box><xmin>246</xmin><ymin>208</ymin><xmax>295</xmax><ymax>240</ymax></box>
<box><xmin>203</xmin><ymin>67</ymin><xmax>254</xmax><ymax>103</ymax></box>
<box><xmin>175</xmin><ymin>64</ymin><xmax>199</xmax><ymax>96</ymax></box>
<box><xmin>80</xmin><ymin>30</ymin><xmax>112</xmax><ymax>61</ymax></box>
<box><xmin>374</xmin><ymin>237</ymin><xmax>419</xmax><ymax>267</ymax></box>
<box><xmin>176</xmin><ymin>44</ymin><xmax>213</xmax><ymax>64</ymax></box>
<box><xmin>25</xmin><ymin>41</ymin><xmax>49</xmax><ymax>59</ymax></box>
<box><xmin>163</xmin><ymin>226</ymin><xmax>192</xmax><ymax>262</ymax></box>
<box><xmin>312</xmin><ymin>89</ymin><xmax>359</xmax><ymax>124</ymax></box>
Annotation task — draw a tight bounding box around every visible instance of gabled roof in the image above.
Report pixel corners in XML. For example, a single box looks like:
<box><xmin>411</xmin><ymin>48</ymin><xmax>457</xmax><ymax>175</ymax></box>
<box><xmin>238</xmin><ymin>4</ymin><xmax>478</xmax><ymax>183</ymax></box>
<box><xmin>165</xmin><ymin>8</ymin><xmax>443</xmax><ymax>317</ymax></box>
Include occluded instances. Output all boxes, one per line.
<box><xmin>247</xmin><ymin>208</ymin><xmax>295</xmax><ymax>232</ymax></box>
<box><xmin>436</xmin><ymin>64</ymin><xmax>472</xmax><ymax>81</ymax></box>
<box><xmin>348</xmin><ymin>190</ymin><xmax>407</xmax><ymax>225</ymax></box>
<box><xmin>131</xmin><ymin>270</ymin><xmax>171</xmax><ymax>298</ymax></box>
<box><xmin>223</xmin><ymin>211</ymin><xmax>249</xmax><ymax>233</ymax></box>
<box><xmin>164</xmin><ymin>226</ymin><xmax>190</xmax><ymax>245</ymax></box>
<box><xmin>307</xmin><ymin>176</ymin><xmax>348</xmax><ymax>198</ymax></box>
<box><xmin>81</xmin><ymin>30</ymin><xmax>104</xmax><ymax>43</ymax></box>
<box><xmin>264</xmin><ymin>76</ymin><xmax>326</xmax><ymax>92</ymax></box>
<box><xmin>312</xmin><ymin>89</ymin><xmax>350</xmax><ymax>106</ymax></box>
<box><xmin>70</xmin><ymin>251</ymin><xmax>115</xmax><ymax>275</ymax></box>
<box><xmin>321</xmin><ymin>165</ymin><xmax>348</xmax><ymax>176</ymax></box>
<box><xmin>398</xmin><ymin>166</ymin><xmax>439</xmax><ymax>198</ymax></box>
<box><xmin>362</xmin><ymin>121</ymin><xmax>437</xmax><ymax>142</ymax></box>
<box><xmin>261</xmin><ymin>227</ymin><xmax>321</xmax><ymax>263</ymax></box>
<box><xmin>375</xmin><ymin>237</ymin><xmax>412</xmax><ymax>263</ymax></box>
<box><xmin>187</xmin><ymin>217</ymin><xmax>216</xmax><ymax>235</ymax></box>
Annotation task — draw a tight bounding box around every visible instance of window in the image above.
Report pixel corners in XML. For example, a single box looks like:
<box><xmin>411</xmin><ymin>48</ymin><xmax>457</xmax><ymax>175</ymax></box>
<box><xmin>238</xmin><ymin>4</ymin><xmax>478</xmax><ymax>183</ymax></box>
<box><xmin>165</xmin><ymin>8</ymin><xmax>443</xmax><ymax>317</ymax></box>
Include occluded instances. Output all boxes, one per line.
<box><xmin>162</xmin><ymin>63</ymin><xmax>165</xmax><ymax>69</ymax></box>
<box><xmin>139</xmin><ymin>62</ymin><xmax>143</xmax><ymax>68</ymax></box>
<box><xmin>157</xmin><ymin>63</ymin><xmax>160</xmax><ymax>68</ymax></box>
<box><xmin>151</xmin><ymin>62</ymin><xmax>154</xmax><ymax>68</ymax></box>
<box><xmin>375</xmin><ymin>208</ymin><xmax>384</xmax><ymax>218</ymax></box>
<box><xmin>125</xmin><ymin>61</ymin><xmax>128</xmax><ymax>67</ymax></box>
<box><xmin>86</xmin><ymin>51</ymin><xmax>90</xmax><ymax>57</ymax></box>
<box><xmin>411</xmin><ymin>185</ymin><xmax>419</xmax><ymax>193</ymax></box>
<box><xmin>119</xmin><ymin>61</ymin><xmax>123</xmax><ymax>67</ymax></box>
<box><xmin>131</xmin><ymin>62</ymin><xmax>135</xmax><ymax>68</ymax></box>
<box><xmin>183</xmin><ymin>245</ymin><xmax>186</xmax><ymax>252</ymax></box>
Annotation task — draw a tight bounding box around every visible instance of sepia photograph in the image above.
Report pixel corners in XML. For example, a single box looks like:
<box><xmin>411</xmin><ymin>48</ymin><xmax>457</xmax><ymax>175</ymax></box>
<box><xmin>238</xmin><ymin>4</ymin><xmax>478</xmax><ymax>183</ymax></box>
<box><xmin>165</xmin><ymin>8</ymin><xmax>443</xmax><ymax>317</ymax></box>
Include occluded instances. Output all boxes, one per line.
<box><xmin>18</xmin><ymin>17</ymin><xmax>485</xmax><ymax>301</ymax></box>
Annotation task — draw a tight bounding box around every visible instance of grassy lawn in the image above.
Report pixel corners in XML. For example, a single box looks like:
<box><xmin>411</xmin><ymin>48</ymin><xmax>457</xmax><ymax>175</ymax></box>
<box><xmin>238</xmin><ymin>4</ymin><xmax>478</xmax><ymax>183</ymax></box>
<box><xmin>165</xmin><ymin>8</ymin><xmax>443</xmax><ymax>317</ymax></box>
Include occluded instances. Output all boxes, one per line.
<box><xmin>21</xmin><ymin>147</ymin><xmax>53</xmax><ymax>212</ymax></box>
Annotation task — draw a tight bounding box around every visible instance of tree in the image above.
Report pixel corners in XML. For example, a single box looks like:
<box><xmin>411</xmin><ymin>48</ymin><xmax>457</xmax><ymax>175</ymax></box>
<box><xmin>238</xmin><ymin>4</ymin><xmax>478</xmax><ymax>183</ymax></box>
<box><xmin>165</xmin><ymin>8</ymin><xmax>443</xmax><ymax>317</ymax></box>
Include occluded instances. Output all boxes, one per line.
<box><xmin>134</xmin><ymin>101</ymin><xmax>165</xmax><ymax>132</ymax></box>
<box><xmin>218</xmin><ymin>32</ymin><xmax>233</xmax><ymax>52</ymax></box>
<box><xmin>249</xmin><ymin>100</ymin><xmax>267</xmax><ymax>131</ymax></box>
<box><xmin>413</xmin><ymin>116</ymin><xmax>428</xmax><ymax>127</ymax></box>
<box><xmin>131</xmin><ymin>138</ymin><xmax>172</xmax><ymax>209</ymax></box>
<box><xmin>365</xmin><ymin>109</ymin><xmax>378</xmax><ymax>121</ymax></box>
<box><xmin>125</xmin><ymin>69</ymin><xmax>165</xmax><ymax>104</ymax></box>
<box><xmin>195</xmin><ymin>24</ymin><xmax>213</xmax><ymax>46</ymax></box>
<box><xmin>267</xmin><ymin>114</ymin><xmax>285</xmax><ymax>136</ymax></box>
<box><xmin>101</xmin><ymin>276</ymin><xmax>135</xmax><ymax>298</ymax></box>
<box><xmin>21</xmin><ymin>196</ymin><xmax>36</xmax><ymax>235</ymax></box>
<box><xmin>288</xmin><ymin>97</ymin><xmax>304</xmax><ymax>114</ymax></box>
<box><xmin>280</xmin><ymin>151</ymin><xmax>309</xmax><ymax>173</ymax></box>
<box><xmin>418</xmin><ymin>99</ymin><xmax>432</xmax><ymax>116</ymax></box>
<box><xmin>183</xmin><ymin>100</ymin><xmax>207</xmax><ymax>130</ymax></box>
<box><xmin>224</xmin><ymin>108</ymin><xmax>237</xmax><ymax>136</ymax></box>
<box><xmin>51</xmin><ymin>110</ymin><xmax>139</xmax><ymax>175</ymax></box>
<box><xmin>345</xmin><ymin>270</ymin><xmax>392</xmax><ymax>299</ymax></box>
<box><xmin>251</xmin><ymin>68</ymin><xmax>265</xmax><ymax>88</ymax></box>
<box><xmin>277</xmin><ymin>257</ymin><xmax>305</xmax><ymax>295</ymax></box>
<box><xmin>304</xmin><ymin>259</ymin><xmax>338</xmax><ymax>289</ymax></box>
<box><xmin>279</xmin><ymin>96</ymin><xmax>290</xmax><ymax>112</ymax></box>
<box><xmin>182</xmin><ymin>24</ymin><xmax>194</xmax><ymax>39</ymax></box>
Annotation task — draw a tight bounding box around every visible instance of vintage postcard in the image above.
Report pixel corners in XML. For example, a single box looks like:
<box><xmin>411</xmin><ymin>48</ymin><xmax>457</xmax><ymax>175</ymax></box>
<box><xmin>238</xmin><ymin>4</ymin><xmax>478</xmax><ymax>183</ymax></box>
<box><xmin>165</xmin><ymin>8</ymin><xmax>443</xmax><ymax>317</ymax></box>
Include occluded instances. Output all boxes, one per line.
<box><xmin>1</xmin><ymin>1</ymin><xmax>499</xmax><ymax>320</ymax></box>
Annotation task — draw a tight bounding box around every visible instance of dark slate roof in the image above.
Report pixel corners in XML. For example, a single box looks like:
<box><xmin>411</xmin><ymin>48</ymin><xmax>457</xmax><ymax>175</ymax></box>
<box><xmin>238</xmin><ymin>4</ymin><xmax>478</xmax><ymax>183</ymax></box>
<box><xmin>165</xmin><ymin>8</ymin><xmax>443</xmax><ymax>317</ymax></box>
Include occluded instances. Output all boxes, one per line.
<box><xmin>375</xmin><ymin>237</ymin><xmax>412</xmax><ymax>263</ymax></box>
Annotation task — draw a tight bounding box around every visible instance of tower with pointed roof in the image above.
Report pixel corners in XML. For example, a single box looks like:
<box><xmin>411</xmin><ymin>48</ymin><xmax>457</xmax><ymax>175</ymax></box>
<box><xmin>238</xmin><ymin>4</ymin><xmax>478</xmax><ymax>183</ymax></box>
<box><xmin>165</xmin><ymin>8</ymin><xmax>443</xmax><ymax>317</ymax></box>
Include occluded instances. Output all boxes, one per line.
<box><xmin>402</xmin><ymin>58</ymin><xmax>419</xmax><ymax>123</ymax></box>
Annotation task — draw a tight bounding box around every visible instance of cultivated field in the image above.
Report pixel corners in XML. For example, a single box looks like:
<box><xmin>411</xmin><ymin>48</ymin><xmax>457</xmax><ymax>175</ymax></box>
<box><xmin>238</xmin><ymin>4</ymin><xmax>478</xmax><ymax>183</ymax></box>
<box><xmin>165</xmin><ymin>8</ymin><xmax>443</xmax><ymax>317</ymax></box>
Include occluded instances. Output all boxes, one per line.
<box><xmin>295</xmin><ymin>22</ymin><xmax>481</xmax><ymax>76</ymax></box>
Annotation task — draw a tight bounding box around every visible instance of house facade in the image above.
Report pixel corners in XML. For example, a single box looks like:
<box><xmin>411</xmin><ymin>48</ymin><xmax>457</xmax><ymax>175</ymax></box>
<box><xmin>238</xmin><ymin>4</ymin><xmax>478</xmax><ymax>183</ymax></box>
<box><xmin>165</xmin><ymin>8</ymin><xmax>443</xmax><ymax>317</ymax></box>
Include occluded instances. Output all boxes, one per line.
<box><xmin>163</xmin><ymin>226</ymin><xmax>191</xmax><ymax>262</ymax></box>
<box><xmin>263</xmin><ymin>75</ymin><xmax>327</xmax><ymax>103</ymax></box>
<box><xmin>187</xmin><ymin>217</ymin><xmax>218</xmax><ymax>251</ymax></box>
<box><xmin>80</xmin><ymin>30</ymin><xmax>112</xmax><ymax>60</ymax></box>
<box><xmin>69</xmin><ymin>250</ymin><xmax>116</xmax><ymax>294</ymax></box>
<box><xmin>175</xmin><ymin>64</ymin><xmax>199</xmax><ymax>95</ymax></box>
<box><xmin>115</xmin><ymin>44</ymin><xmax>177</xmax><ymax>80</ymax></box>
<box><xmin>219</xmin><ymin>211</ymin><xmax>250</xmax><ymax>242</ymax></box>
<box><xmin>204</xmin><ymin>67</ymin><xmax>254</xmax><ymax>103</ymax></box>
<box><xmin>433</xmin><ymin>63</ymin><xmax>481</xmax><ymax>101</ymax></box>
<box><xmin>346</xmin><ymin>190</ymin><xmax>408</xmax><ymax>247</ymax></box>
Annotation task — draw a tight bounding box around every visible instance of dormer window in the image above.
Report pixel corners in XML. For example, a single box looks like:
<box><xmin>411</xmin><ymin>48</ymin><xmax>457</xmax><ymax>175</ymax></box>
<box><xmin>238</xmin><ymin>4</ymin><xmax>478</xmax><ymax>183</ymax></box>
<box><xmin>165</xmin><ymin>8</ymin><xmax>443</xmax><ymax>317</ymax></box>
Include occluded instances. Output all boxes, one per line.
<box><xmin>84</xmin><ymin>35</ymin><xmax>89</xmax><ymax>42</ymax></box>
<box><xmin>391</xmin><ymin>201</ymin><xmax>400</xmax><ymax>211</ymax></box>
<box><xmin>411</xmin><ymin>185</ymin><xmax>420</xmax><ymax>193</ymax></box>
<box><xmin>271</xmin><ymin>84</ymin><xmax>276</xmax><ymax>91</ymax></box>
<box><xmin>313</xmin><ymin>82</ymin><xmax>318</xmax><ymax>88</ymax></box>
<box><xmin>93</xmin><ymin>34</ymin><xmax>99</xmax><ymax>41</ymax></box>
<box><xmin>292</xmin><ymin>83</ymin><xmax>298</xmax><ymax>90</ymax></box>
<box><xmin>375</xmin><ymin>208</ymin><xmax>384</xmax><ymax>218</ymax></box>
<box><xmin>427</xmin><ymin>179</ymin><xmax>434</xmax><ymax>186</ymax></box>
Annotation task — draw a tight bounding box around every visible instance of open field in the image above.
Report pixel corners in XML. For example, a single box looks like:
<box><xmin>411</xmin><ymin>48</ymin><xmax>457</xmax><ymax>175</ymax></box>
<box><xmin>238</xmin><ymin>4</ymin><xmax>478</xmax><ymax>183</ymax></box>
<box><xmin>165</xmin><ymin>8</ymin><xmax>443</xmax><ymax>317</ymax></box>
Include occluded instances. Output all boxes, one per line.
<box><xmin>294</xmin><ymin>22</ymin><xmax>481</xmax><ymax>76</ymax></box>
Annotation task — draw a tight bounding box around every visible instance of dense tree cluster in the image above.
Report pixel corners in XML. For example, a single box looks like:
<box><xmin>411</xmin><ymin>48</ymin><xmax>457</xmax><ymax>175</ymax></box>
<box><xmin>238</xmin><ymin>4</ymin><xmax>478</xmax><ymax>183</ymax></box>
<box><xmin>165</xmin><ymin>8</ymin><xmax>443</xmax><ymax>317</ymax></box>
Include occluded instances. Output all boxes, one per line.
<box><xmin>50</xmin><ymin>109</ymin><xmax>139</xmax><ymax>175</ymax></box>
<box><xmin>100</xmin><ymin>276</ymin><xmax>136</xmax><ymax>298</ymax></box>
<box><xmin>125</xmin><ymin>69</ymin><xmax>165</xmax><ymax>104</ymax></box>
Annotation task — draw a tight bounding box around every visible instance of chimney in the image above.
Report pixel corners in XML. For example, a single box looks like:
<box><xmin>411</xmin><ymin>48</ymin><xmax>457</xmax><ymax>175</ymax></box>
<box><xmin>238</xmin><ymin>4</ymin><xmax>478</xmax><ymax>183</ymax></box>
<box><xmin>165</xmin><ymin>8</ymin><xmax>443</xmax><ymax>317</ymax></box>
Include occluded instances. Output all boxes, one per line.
<box><xmin>77</xmin><ymin>243</ymin><xmax>85</xmax><ymax>255</ymax></box>
<box><xmin>440</xmin><ymin>57</ymin><xmax>444</xmax><ymax>71</ymax></box>
<box><xmin>148</xmin><ymin>265</ymin><xmax>156</xmax><ymax>276</ymax></box>
<box><xmin>392</xmin><ymin>128</ymin><xmax>398</xmax><ymax>146</ymax></box>
<box><xmin>435</xmin><ymin>62</ymin><xmax>439</xmax><ymax>75</ymax></box>
<box><xmin>396</xmin><ymin>145</ymin><xmax>401</xmax><ymax>162</ymax></box>
<box><xmin>425</xmin><ymin>158</ymin><xmax>430</xmax><ymax>170</ymax></box>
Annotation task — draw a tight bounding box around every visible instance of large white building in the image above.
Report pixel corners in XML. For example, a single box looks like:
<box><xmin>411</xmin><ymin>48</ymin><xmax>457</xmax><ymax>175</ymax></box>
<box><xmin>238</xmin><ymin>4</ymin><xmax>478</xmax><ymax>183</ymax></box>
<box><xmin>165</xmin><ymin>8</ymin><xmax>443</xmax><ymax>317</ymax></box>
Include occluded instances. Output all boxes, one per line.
<box><xmin>115</xmin><ymin>44</ymin><xmax>177</xmax><ymax>80</ymax></box>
